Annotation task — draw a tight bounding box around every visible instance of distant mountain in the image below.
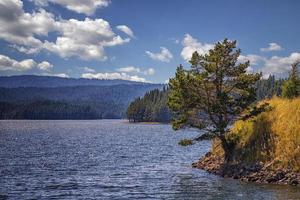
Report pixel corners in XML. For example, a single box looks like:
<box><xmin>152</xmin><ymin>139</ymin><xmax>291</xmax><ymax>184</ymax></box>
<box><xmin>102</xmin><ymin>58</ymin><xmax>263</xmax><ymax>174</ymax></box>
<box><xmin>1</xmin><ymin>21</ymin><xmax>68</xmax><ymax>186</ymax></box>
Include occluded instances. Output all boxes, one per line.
<box><xmin>0</xmin><ymin>85</ymin><xmax>163</xmax><ymax>104</ymax></box>
<box><xmin>0</xmin><ymin>75</ymin><xmax>164</xmax><ymax>119</ymax></box>
<box><xmin>0</xmin><ymin>75</ymin><xmax>150</xmax><ymax>88</ymax></box>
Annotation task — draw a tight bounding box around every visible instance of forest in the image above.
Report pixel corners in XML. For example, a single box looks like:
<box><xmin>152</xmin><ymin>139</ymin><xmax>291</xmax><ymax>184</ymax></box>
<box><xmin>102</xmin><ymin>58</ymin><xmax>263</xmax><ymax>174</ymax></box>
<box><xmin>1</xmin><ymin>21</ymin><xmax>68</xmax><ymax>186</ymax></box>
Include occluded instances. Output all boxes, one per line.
<box><xmin>0</xmin><ymin>76</ymin><xmax>163</xmax><ymax>119</ymax></box>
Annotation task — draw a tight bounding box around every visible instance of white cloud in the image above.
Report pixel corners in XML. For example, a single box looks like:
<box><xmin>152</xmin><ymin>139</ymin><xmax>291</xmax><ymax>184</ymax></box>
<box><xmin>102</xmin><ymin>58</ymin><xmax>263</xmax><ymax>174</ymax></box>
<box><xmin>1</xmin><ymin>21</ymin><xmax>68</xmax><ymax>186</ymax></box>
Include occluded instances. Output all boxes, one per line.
<box><xmin>239</xmin><ymin>52</ymin><xmax>300</xmax><ymax>78</ymax></box>
<box><xmin>30</xmin><ymin>0</ymin><xmax>110</xmax><ymax>15</ymax></box>
<box><xmin>0</xmin><ymin>1</ymin><xmax>56</xmax><ymax>51</ymax></box>
<box><xmin>83</xmin><ymin>67</ymin><xmax>95</xmax><ymax>73</ymax></box>
<box><xmin>37</xmin><ymin>61</ymin><xmax>53</xmax><ymax>71</ymax></box>
<box><xmin>81</xmin><ymin>72</ymin><xmax>147</xmax><ymax>82</ymax></box>
<box><xmin>0</xmin><ymin>0</ymin><xmax>131</xmax><ymax>60</ymax></box>
<box><xmin>117</xmin><ymin>66</ymin><xmax>140</xmax><ymax>73</ymax></box>
<box><xmin>53</xmin><ymin>73</ymin><xmax>69</xmax><ymax>78</ymax></box>
<box><xmin>146</xmin><ymin>47</ymin><xmax>173</xmax><ymax>62</ymax></box>
<box><xmin>238</xmin><ymin>54</ymin><xmax>265</xmax><ymax>65</ymax></box>
<box><xmin>0</xmin><ymin>54</ymin><xmax>52</xmax><ymax>71</ymax></box>
<box><xmin>181</xmin><ymin>34</ymin><xmax>214</xmax><ymax>61</ymax></box>
<box><xmin>116</xmin><ymin>25</ymin><xmax>135</xmax><ymax>38</ymax></box>
<box><xmin>261</xmin><ymin>52</ymin><xmax>300</xmax><ymax>78</ymax></box>
<box><xmin>117</xmin><ymin>66</ymin><xmax>155</xmax><ymax>75</ymax></box>
<box><xmin>42</xmin><ymin>72</ymin><xmax>69</xmax><ymax>78</ymax></box>
<box><xmin>260</xmin><ymin>43</ymin><xmax>283</xmax><ymax>52</ymax></box>
<box><xmin>44</xmin><ymin>18</ymin><xmax>130</xmax><ymax>60</ymax></box>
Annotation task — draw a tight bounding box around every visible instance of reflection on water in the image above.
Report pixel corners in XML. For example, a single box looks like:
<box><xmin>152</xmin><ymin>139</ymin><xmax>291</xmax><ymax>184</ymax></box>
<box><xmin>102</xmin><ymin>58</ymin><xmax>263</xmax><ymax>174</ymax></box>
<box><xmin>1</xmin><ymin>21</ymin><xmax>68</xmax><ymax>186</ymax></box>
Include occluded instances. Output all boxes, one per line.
<box><xmin>0</xmin><ymin>120</ymin><xmax>299</xmax><ymax>199</ymax></box>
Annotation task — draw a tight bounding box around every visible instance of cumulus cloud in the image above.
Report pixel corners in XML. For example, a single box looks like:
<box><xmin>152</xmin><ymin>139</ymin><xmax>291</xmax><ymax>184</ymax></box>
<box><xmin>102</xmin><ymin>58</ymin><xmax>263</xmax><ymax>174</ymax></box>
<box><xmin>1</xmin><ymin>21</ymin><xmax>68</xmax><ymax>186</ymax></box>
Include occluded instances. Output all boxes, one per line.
<box><xmin>0</xmin><ymin>1</ymin><xmax>56</xmax><ymax>51</ymax></box>
<box><xmin>37</xmin><ymin>61</ymin><xmax>53</xmax><ymax>71</ymax></box>
<box><xmin>0</xmin><ymin>0</ymin><xmax>131</xmax><ymax>60</ymax></box>
<box><xmin>238</xmin><ymin>52</ymin><xmax>300</xmax><ymax>78</ymax></box>
<box><xmin>117</xmin><ymin>66</ymin><xmax>155</xmax><ymax>75</ymax></box>
<box><xmin>82</xmin><ymin>72</ymin><xmax>147</xmax><ymax>82</ymax></box>
<box><xmin>181</xmin><ymin>34</ymin><xmax>214</xmax><ymax>61</ymax></box>
<box><xmin>146</xmin><ymin>47</ymin><xmax>173</xmax><ymax>62</ymax></box>
<box><xmin>43</xmin><ymin>18</ymin><xmax>130</xmax><ymax>60</ymax></box>
<box><xmin>261</xmin><ymin>52</ymin><xmax>300</xmax><ymax>78</ymax></box>
<box><xmin>0</xmin><ymin>54</ymin><xmax>52</xmax><ymax>71</ymax></box>
<box><xmin>116</xmin><ymin>25</ymin><xmax>135</xmax><ymax>38</ymax></box>
<box><xmin>30</xmin><ymin>0</ymin><xmax>110</xmax><ymax>15</ymax></box>
<box><xmin>260</xmin><ymin>43</ymin><xmax>283</xmax><ymax>52</ymax></box>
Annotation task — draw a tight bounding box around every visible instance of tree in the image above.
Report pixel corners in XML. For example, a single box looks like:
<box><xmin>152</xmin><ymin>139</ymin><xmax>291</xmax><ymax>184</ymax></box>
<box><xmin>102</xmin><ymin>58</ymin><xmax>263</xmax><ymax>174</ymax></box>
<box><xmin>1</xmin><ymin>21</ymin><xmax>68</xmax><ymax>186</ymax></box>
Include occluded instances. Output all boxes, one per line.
<box><xmin>168</xmin><ymin>39</ymin><xmax>261</xmax><ymax>160</ymax></box>
<box><xmin>282</xmin><ymin>61</ymin><xmax>300</xmax><ymax>98</ymax></box>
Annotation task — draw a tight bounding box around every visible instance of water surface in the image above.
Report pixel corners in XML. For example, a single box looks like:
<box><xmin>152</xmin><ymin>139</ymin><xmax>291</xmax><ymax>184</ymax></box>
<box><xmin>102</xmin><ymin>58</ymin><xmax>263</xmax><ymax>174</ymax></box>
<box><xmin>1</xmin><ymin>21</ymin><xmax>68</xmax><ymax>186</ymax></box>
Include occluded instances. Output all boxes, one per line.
<box><xmin>0</xmin><ymin>120</ymin><xmax>299</xmax><ymax>199</ymax></box>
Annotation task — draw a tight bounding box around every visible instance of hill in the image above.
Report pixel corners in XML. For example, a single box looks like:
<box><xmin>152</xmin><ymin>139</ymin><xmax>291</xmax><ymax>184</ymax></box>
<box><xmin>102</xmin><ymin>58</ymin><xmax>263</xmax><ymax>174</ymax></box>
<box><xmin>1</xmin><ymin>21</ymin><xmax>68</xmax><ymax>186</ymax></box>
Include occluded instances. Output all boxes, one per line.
<box><xmin>0</xmin><ymin>76</ymin><xmax>164</xmax><ymax>119</ymax></box>
<box><xmin>0</xmin><ymin>75</ymin><xmax>149</xmax><ymax>88</ymax></box>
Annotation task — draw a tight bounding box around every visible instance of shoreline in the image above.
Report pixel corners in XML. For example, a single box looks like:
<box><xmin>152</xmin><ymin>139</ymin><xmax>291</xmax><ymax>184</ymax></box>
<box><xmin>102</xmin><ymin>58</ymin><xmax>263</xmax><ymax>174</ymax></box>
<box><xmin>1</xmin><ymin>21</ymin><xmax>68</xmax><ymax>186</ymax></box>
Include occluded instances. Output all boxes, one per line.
<box><xmin>125</xmin><ymin>120</ymin><xmax>170</xmax><ymax>125</ymax></box>
<box><xmin>193</xmin><ymin>152</ymin><xmax>300</xmax><ymax>186</ymax></box>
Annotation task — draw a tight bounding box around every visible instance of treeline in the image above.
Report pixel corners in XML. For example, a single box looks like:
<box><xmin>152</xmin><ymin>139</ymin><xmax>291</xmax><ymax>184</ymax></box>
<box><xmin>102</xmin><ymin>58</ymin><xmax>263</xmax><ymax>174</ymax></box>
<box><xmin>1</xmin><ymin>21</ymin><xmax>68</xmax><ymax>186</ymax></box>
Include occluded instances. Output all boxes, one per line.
<box><xmin>126</xmin><ymin>75</ymin><xmax>285</xmax><ymax>123</ymax></box>
<box><xmin>0</xmin><ymin>100</ymin><xmax>121</xmax><ymax>119</ymax></box>
<box><xmin>126</xmin><ymin>87</ymin><xmax>171</xmax><ymax>123</ymax></box>
<box><xmin>256</xmin><ymin>75</ymin><xmax>285</xmax><ymax>100</ymax></box>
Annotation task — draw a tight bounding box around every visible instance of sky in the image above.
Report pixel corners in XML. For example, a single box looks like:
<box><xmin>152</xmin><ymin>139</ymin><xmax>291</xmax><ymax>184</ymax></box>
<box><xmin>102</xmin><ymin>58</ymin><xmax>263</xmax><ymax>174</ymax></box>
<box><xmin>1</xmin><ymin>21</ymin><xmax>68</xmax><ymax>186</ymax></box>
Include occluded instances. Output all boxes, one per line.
<box><xmin>0</xmin><ymin>0</ymin><xmax>300</xmax><ymax>83</ymax></box>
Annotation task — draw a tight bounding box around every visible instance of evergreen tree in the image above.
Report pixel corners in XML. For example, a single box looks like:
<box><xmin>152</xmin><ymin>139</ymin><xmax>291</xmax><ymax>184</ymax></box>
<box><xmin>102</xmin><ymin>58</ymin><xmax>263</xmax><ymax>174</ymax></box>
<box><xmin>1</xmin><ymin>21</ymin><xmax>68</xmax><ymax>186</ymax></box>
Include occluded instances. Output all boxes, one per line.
<box><xmin>168</xmin><ymin>39</ymin><xmax>261</xmax><ymax>160</ymax></box>
<box><xmin>282</xmin><ymin>61</ymin><xmax>300</xmax><ymax>98</ymax></box>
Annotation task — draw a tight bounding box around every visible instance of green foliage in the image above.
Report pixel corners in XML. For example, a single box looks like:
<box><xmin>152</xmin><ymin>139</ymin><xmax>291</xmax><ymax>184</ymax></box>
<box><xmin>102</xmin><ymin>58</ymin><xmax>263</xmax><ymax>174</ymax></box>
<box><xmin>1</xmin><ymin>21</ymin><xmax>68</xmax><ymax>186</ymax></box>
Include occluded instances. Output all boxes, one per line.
<box><xmin>282</xmin><ymin>79</ymin><xmax>299</xmax><ymax>98</ymax></box>
<box><xmin>168</xmin><ymin>39</ymin><xmax>261</xmax><ymax>160</ymax></box>
<box><xmin>126</xmin><ymin>87</ymin><xmax>171</xmax><ymax>122</ymax></box>
<box><xmin>125</xmin><ymin>76</ymin><xmax>283</xmax><ymax>124</ymax></box>
<box><xmin>282</xmin><ymin>61</ymin><xmax>300</xmax><ymax>99</ymax></box>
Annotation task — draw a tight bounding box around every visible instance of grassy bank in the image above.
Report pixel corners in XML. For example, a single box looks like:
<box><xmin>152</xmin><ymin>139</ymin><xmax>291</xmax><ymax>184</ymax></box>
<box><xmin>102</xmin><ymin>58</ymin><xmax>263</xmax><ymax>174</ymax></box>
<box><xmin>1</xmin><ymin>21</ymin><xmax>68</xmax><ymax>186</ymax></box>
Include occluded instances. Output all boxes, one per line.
<box><xmin>227</xmin><ymin>97</ymin><xmax>300</xmax><ymax>171</ymax></box>
<box><xmin>195</xmin><ymin>97</ymin><xmax>300</xmax><ymax>185</ymax></box>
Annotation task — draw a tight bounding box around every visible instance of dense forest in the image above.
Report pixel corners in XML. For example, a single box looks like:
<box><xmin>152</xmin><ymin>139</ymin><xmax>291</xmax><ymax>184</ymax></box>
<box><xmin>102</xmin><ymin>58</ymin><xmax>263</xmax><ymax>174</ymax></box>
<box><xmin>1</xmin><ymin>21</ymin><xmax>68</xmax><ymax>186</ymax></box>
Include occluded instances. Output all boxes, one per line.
<box><xmin>127</xmin><ymin>87</ymin><xmax>171</xmax><ymax>122</ymax></box>
<box><xmin>126</xmin><ymin>75</ymin><xmax>285</xmax><ymax>123</ymax></box>
<box><xmin>0</xmin><ymin>101</ymin><xmax>103</xmax><ymax>119</ymax></box>
<box><xmin>0</xmin><ymin>76</ymin><xmax>163</xmax><ymax>119</ymax></box>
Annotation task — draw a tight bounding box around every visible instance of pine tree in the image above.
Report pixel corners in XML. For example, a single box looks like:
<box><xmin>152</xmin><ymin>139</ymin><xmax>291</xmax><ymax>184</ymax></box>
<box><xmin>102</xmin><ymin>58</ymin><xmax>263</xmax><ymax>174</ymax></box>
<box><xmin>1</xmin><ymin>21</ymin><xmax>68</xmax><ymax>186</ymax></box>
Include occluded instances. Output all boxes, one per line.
<box><xmin>168</xmin><ymin>39</ymin><xmax>261</xmax><ymax>160</ymax></box>
<box><xmin>282</xmin><ymin>61</ymin><xmax>300</xmax><ymax>98</ymax></box>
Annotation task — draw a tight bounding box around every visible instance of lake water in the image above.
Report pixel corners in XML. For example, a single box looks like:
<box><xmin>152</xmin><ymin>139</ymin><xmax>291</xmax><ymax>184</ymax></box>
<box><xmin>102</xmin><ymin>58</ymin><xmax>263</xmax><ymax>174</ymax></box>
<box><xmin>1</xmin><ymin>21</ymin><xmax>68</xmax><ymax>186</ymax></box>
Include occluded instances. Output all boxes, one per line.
<box><xmin>0</xmin><ymin>120</ymin><xmax>299</xmax><ymax>199</ymax></box>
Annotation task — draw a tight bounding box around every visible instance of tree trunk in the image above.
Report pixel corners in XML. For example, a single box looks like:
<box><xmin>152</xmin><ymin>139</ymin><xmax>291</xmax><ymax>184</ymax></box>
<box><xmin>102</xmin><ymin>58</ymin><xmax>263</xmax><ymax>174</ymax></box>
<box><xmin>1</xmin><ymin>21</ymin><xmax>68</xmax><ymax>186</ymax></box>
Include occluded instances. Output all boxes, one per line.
<box><xmin>219</xmin><ymin>135</ymin><xmax>233</xmax><ymax>162</ymax></box>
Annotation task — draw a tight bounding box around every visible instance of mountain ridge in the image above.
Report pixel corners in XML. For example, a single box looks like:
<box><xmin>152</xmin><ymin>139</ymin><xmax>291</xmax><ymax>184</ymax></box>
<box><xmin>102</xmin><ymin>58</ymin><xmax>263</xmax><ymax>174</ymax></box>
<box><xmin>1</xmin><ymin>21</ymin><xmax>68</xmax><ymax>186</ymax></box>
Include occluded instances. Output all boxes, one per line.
<box><xmin>0</xmin><ymin>75</ymin><xmax>159</xmax><ymax>88</ymax></box>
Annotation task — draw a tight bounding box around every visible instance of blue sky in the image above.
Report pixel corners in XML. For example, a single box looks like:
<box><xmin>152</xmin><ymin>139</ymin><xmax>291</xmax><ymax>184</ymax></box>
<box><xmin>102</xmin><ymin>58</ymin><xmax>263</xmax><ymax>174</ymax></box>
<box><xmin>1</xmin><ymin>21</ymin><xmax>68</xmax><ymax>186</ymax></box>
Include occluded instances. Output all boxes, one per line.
<box><xmin>0</xmin><ymin>0</ymin><xmax>300</xmax><ymax>83</ymax></box>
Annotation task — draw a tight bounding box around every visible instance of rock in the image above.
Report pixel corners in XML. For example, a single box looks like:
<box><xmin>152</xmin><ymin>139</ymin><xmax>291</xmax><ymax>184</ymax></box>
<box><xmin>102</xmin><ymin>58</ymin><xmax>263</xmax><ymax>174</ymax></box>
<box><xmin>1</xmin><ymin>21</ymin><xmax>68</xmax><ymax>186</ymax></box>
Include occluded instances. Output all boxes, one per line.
<box><xmin>193</xmin><ymin>152</ymin><xmax>300</xmax><ymax>186</ymax></box>
<box><xmin>290</xmin><ymin>179</ymin><xmax>299</xmax><ymax>186</ymax></box>
<box><xmin>275</xmin><ymin>171</ymin><xmax>285</xmax><ymax>181</ymax></box>
<box><xmin>192</xmin><ymin>162</ymin><xmax>197</xmax><ymax>168</ymax></box>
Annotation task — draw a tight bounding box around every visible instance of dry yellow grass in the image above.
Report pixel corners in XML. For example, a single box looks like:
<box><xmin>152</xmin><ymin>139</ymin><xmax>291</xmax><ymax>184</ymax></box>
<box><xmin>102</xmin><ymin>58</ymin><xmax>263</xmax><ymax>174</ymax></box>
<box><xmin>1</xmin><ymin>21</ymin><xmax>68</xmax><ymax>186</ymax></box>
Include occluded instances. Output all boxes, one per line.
<box><xmin>214</xmin><ymin>97</ymin><xmax>300</xmax><ymax>171</ymax></box>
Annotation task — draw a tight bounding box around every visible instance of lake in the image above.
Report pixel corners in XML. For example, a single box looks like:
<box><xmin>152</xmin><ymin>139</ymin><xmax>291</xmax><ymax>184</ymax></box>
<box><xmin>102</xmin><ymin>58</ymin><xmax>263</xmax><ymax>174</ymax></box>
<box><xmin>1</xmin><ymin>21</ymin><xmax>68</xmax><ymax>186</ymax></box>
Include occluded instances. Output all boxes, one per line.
<box><xmin>0</xmin><ymin>120</ymin><xmax>299</xmax><ymax>199</ymax></box>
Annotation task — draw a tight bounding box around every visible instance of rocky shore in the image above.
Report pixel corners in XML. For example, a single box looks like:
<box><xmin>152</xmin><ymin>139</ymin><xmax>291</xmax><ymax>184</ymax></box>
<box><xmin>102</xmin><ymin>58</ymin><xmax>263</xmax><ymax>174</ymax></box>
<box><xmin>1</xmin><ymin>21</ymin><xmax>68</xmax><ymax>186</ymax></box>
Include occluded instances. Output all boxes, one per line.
<box><xmin>192</xmin><ymin>152</ymin><xmax>300</xmax><ymax>186</ymax></box>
